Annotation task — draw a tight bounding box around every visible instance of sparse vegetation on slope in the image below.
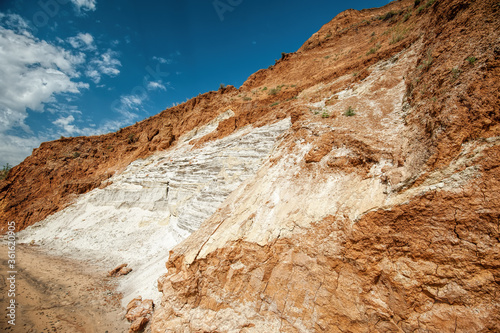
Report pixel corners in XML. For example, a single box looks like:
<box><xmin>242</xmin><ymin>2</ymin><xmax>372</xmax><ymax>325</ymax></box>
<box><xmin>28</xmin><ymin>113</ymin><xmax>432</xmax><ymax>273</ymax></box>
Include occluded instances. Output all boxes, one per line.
<box><xmin>0</xmin><ymin>164</ymin><xmax>11</xmax><ymax>180</ymax></box>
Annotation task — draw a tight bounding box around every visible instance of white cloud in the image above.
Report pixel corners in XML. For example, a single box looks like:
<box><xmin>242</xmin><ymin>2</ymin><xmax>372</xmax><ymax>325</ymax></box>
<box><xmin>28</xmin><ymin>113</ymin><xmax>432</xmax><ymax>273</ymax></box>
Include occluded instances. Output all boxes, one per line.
<box><xmin>0</xmin><ymin>15</ymin><xmax>88</xmax><ymax>134</ymax></box>
<box><xmin>85</xmin><ymin>69</ymin><xmax>101</xmax><ymax>83</ymax></box>
<box><xmin>51</xmin><ymin>112</ymin><xmax>91</xmax><ymax>136</ymax></box>
<box><xmin>152</xmin><ymin>56</ymin><xmax>172</xmax><ymax>64</ymax></box>
<box><xmin>78</xmin><ymin>32</ymin><xmax>94</xmax><ymax>46</ymax></box>
<box><xmin>71</xmin><ymin>0</ymin><xmax>97</xmax><ymax>13</ymax></box>
<box><xmin>0</xmin><ymin>14</ymin><xmax>141</xmax><ymax>166</ymax></box>
<box><xmin>147</xmin><ymin>81</ymin><xmax>167</xmax><ymax>91</ymax></box>
<box><xmin>85</xmin><ymin>49</ymin><xmax>121</xmax><ymax>83</ymax></box>
<box><xmin>68</xmin><ymin>32</ymin><xmax>96</xmax><ymax>51</ymax></box>
<box><xmin>119</xmin><ymin>94</ymin><xmax>145</xmax><ymax>113</ymax></box>
<box><xmin>99</xmin><ymin>50</ymin><xmax>121</xmax><ymax>75</ymax></box>
<box><xmin>53</xmin><ymin>115</ymin><xmax>77</xmax><ymax>134</ymax></box>
<box><xmin>0</xmin><ymin>13</ymin><xmax>30</xmax><ymax>33</ymax></box>
<box><xmin>111</xmin><ymin>93</ymin><xmax>147</xmax><ymax>124</ymax></box>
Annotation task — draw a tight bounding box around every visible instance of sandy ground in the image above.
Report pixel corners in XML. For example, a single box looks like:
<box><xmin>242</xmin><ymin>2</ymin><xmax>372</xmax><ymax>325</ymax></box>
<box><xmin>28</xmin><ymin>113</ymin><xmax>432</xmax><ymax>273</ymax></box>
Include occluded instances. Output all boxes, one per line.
<box><xmin>0</xmin><ymin>243</ymin><xmax>129</xmax><ymax>332</ymax></box>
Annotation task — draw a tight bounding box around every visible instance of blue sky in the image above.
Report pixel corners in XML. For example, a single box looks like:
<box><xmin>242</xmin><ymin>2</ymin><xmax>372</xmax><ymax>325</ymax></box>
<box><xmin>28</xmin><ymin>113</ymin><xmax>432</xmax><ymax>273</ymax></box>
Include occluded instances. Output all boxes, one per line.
<box><xmin>0</xmin><ymin>0</ymin><xmax>388</xmax><ymax>167</ymax></box>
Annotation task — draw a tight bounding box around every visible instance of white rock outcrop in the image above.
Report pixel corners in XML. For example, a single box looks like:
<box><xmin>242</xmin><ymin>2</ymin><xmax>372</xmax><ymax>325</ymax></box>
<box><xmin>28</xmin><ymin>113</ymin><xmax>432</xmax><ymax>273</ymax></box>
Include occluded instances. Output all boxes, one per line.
<box><xmin>17</xmin><ymin>115</ymin><xmax>291</xmax><ymax>304</ymax></box>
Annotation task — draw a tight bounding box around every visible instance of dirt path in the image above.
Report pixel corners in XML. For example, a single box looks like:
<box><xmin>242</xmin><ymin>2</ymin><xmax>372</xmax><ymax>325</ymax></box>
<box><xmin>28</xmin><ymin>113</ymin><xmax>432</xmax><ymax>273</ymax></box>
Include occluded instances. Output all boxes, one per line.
<box><xmin>0</xmin><ymin>243</ymin><xmax>129</xmax><ymax>332</ymax></box>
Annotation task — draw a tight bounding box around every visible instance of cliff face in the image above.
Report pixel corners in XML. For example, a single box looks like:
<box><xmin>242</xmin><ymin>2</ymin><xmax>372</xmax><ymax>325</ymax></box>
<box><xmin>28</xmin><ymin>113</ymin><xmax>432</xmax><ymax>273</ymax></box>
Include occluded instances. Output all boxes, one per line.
<box><xmin>15</xmin><ymin>114</ymin><xmax>292</xmax><ymax>306</ymax></box>
<box><xmin>3</xmin><ymin>0</ymin><xmax>500</xmax><ymax>332</ymax></box>
<box><xmin>151</xmin><ymin>0</ymin><xmax>500</xmax><ymax>332</ymax></box>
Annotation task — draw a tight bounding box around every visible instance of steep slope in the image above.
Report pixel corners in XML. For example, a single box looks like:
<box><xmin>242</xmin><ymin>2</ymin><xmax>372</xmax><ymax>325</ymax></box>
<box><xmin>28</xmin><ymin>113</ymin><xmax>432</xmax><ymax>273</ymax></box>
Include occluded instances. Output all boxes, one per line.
<box><xmin>2</xmin><ymin>0</ymin><xmax>500</xmax><ymax>332</ymax></box>
<box><xmin>1</xmin><ymin>0</ymin><xmax>417</xmax><ymax>232</ymax></box>
<box><xmin>150</xmin><ymin>0</ymin><xmax>500</xmax><ymax>332</ymax></box>
<box><xmin>16</xmin><ymin>114</ymin><xmax>291</xmax><ymax>305</ymax></box>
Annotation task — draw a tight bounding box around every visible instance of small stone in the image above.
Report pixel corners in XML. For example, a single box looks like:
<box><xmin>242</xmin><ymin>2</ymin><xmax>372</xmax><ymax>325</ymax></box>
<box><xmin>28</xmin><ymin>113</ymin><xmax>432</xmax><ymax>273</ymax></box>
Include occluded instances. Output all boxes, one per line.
<box><xmin>129</xmin><ymin>317</ymin><xmax>148</xmax><ymax>332</ymax></box>
<box><xmin>108</xmin><ymin>263</ymin><xmax>132</xmax><ymax>277</ymax></box>
<box><xmin>126</xmin><ymin>298</ymin><xmax>154</xmax><ymax>322</ymax></box>
<box><xmin>126</xmin><ymin>297</ymin><xmax>143</xmax><ymax>312</ymax></box>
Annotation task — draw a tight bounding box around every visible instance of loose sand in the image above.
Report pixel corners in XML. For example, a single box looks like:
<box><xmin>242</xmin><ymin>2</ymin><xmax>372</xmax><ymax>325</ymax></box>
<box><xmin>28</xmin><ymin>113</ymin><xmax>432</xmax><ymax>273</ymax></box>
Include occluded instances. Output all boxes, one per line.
<box><xmin>0</xmin><ymin>243</ymin><xmax>129</xmax><ymax>332</ymax></box>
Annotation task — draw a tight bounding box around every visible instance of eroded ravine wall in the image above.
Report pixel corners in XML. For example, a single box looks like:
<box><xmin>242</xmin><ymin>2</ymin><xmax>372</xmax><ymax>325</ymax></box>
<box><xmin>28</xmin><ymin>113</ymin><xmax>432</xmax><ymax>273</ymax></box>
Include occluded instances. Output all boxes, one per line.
<box><xmin>17</xmin><ymin>116</ymin><xmax>291</xmax><ymax>305</ymax></box>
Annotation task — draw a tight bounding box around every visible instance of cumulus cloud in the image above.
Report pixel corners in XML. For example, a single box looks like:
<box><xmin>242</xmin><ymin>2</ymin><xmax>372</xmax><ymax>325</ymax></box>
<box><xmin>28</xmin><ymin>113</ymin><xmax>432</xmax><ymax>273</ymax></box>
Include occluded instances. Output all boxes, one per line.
<box><xmin>0</xmin><ymin>13</ymin><xmax>30</xmax><ymax>33</ymax></box>
<box><xmin>52</xmin><ymin>115</ymin><xmax>77</xmax><ymax>134</ymax></box>
<box><xmin>147</xmin><ymin>81</ymin><xmax>167</xmax><ymax>91</ymax></box>
<box><xmin>85</xmin><ymin>49</ymin><xmax>121</xmax><ymax>83</ymax></box>
<box><xmin>68</xmin><ymin>32</ymin><xmax>96</xmax><ymax>51</ymax></box>
<box><xmin>85</xmin><ymin>69</ymin><xmax>101</xmax><ymax>83</ymax></box>
<box><xmin>0</xmin><ymin>13</ymin><xmax>146</xmax><ymax>167</ymax></box>
<box><xmin>0</xmin><ymin>14</ymin><xmax>91</xmax><ymax>165</ymax></box>
<box><xmin>71</xmin><ymin>0</ymin><xmax>97</xmax><ymax>13</ymax></box>
<box><xmin>0</xmin><ymin>16</ymin><xmax>88</xmax><ymax>134</ymax></box>
<box><xmin>51</xmin><ymin>111</ymin><xmax>95</xmax><ymax>137</ymax></box>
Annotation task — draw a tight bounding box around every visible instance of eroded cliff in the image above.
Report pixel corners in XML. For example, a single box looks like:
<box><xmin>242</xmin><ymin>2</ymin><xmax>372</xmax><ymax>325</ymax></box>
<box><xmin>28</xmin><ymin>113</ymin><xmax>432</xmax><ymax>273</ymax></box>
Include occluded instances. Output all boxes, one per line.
<box><xmin>2</xmin><ymin>0</ymin><xmax>500</xmax><ymax>332</ymax></box>
<box><xmin>152</xmin><ymin>0</ymin><xmax>500</xmax><ymax>331</ymax></box>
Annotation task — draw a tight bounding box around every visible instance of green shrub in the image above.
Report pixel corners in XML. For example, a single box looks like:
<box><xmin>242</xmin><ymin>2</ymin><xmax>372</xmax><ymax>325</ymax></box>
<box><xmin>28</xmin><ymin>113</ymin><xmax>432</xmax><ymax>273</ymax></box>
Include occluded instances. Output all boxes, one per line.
<box><xmin>321</xmin><ymin>111</ymin><xmax>330</xmax><ymax>118</ymax></box>
<box><xmin>403</xmin><ymin>11</ymin><xmax>412</xmax><ymax>22</ymax></box>
<box><xmin>344</xmin><ymin>106</ymin><xmax>356</xmax><ymax>117</ymax></box>
<box><xmin>268</xmin><ymin>86</ymin><xmax>282</xmax><ymax>95</ymax></box>
<box><xmin>418</xmin><ymin>50</ymin><xmax>433</xmax><ymax>69</ymax></box>
<box><xmin>451</xmin><ymin>67</ymin><xmax>461</xmax><ymax>79</ymax></box>
<box><xmin>426</xmin><ymin>0</ymin><xmax>436</xmax><ymax>8</ymax></box>
<box><xmin>366</xmin><ymin>43</ymin><xmax>381</xmax><ymax>55</ymax></box>
<box><xmin>270</xmin><ymin>101</ymin><xmax>280</xmax><ymax>107</ymax></box>
<box><xmin>417</xmin><ymin>0</ymin><xmax>436</xmax><ymax>13</ymax></box>
<box><xmin>73</xmin><ymin>151</ymin><xmax>81</xmax><ymax>158</ymax></box>
<box><xmin>466</xmin><ymin>56</ymin><xmax>477</xmax><ymax>65</ymax></box>
<box><xmin>414</xmin><ymin>0</ymin><xmax>421</xmax><ymax>6</ymax></box>
<box><xmin>243</xmin><ymin>96</ymin><xmax>252</xmax><ymax>101</ymax></box>
<box><xmin>127</xmin><ymin>133</ymin><xmax>137</xmax><ymax>144</ymax></box>
<box><xmin>0</xmin><ymin>163</ymin><xmax>12</xmax><ymax>180</ymax></box>
<box><xmin>383</xmin><ymin>10</ymin><xmax>397</xmax><ymax>21</ymax></box>
<box><xmin>390</xmin><ymin>32</ymin><xmax>406</xmax><ymax>44</ymax></box>
<box><xmin>423</xmin><ymin>57</ymin><xmax>433</xmax><ymax>68</ymax></box>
